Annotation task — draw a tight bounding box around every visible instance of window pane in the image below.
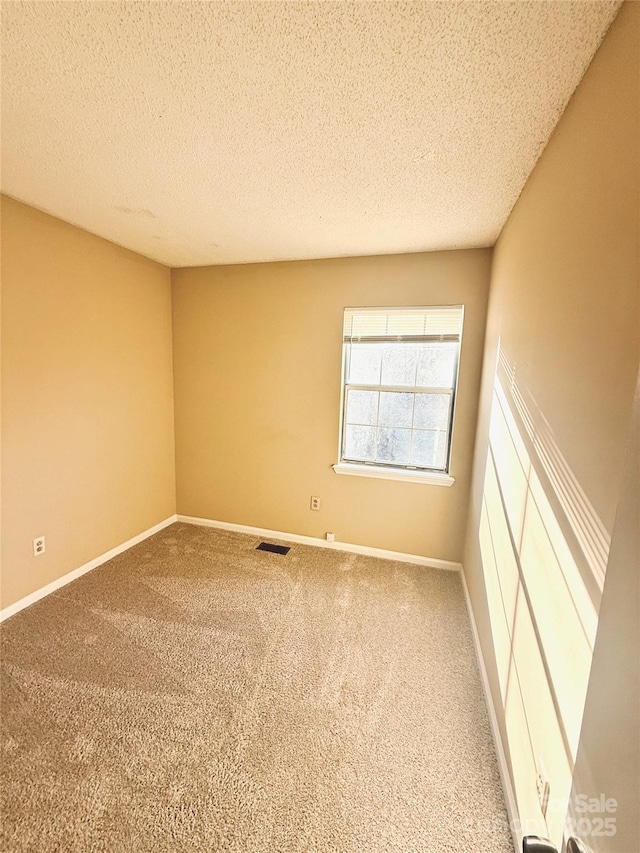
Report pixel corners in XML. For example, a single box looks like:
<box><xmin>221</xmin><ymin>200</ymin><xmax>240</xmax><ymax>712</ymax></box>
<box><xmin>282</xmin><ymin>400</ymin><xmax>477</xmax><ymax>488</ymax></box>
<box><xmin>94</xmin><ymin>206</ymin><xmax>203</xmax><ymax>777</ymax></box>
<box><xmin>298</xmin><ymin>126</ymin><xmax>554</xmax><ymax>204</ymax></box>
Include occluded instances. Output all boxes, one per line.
<box><xmin>348</xmin><ymin>344</ymin><xmax>382</xmax><ymax>384</ymax></box>
<box><xmin>381</xmin><ymin>344</ymin><xmax>418</xmax><ymax>386</ymax></box>
<box><xmin>378</xmin><ymin>392</ymin><xmax>413</xmax><ymax>428</ymax></box>
<box><xmin>411</xmin><ymin>429</ymin><xmax>448</xmax><ymax>469</ymax></box>
<box><xmin>413</xmin><ymin>393</ymin><xmax>450</xmax><ymax>430</ymax></box>
<box><xmin>346</xmin><ymin>390</ymin><xmax>379</xmax><ymax>425</ymax></box>
<box><xmin>416</xmin><ymin>344</ymin><xmax>457</xmax><ymax>388</ymax></box>
<box><xmin>341</xmin><ymin>309</ymin><xmax>462</xmax><ymax>474</ymax></box>
<box><xmin>376</xmin><ymin>428</ymin><xmax>411</xmax><ymax>464</ymax></box>
<box><xmin>344</xmin><ymin>425</ymin><xmax>376</xmax><ymax>461</ymax></box>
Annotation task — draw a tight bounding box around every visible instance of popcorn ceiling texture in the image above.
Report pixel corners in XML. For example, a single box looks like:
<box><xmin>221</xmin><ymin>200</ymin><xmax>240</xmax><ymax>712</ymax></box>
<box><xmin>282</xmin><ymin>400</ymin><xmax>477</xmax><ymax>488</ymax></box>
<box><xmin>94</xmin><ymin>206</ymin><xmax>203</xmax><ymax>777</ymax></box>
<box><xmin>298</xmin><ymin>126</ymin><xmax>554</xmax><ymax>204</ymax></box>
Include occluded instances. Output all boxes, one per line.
<box><xmin>0</xmin><ymin>523</ymin><xmax>513</xmax><ymax>852</ymax></box>
<box><xmin>1</xmin><ymin>1</ymin><xmax>621</xmax><ymax>267</ymax></box>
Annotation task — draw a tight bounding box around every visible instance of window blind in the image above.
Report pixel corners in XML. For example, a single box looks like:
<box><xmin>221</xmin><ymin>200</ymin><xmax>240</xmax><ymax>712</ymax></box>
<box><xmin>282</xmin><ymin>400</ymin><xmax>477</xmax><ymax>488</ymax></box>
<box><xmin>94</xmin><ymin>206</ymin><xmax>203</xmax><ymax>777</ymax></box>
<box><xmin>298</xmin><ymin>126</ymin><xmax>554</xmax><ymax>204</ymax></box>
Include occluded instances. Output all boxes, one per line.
<box><xmin>343</xmin><ymin>306</ymin><xmax>464</xmax><ymax>343</ymax></box>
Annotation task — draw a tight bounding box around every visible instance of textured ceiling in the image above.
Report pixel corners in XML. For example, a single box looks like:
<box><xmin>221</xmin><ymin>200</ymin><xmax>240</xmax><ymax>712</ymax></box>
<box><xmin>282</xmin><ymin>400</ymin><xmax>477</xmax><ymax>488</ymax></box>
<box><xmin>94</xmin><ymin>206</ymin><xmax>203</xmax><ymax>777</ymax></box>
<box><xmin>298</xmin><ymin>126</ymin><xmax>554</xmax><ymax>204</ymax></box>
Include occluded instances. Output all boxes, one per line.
<box><xmin>1</xmin><ymin>1</ymin><xmax>621</xmax><ymax>267</ymax></box>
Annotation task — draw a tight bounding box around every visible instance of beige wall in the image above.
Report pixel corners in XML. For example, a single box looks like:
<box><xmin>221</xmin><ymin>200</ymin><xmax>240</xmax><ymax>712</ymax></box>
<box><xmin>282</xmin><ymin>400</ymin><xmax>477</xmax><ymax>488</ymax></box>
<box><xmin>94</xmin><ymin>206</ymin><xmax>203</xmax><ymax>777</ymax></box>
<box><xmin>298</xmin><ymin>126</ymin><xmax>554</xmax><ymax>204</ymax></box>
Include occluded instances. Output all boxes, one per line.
<box><xmin>1</xmin><ymin>196</ymin><xmax>176</xmax><ymax>610</ymax></box>
<box><xmin>463</xmin><ymin>2</ymin><xmax>638</xmax><ymax>849</ymax></box>
<box><xmin>566</xmin><ymin>372</ymin><xmax>639</xmax><ymax>853</ymax></box>
<box><xmin>172</xmin><ymin>250</ymin><xmax>491</xmax><ymax>561</ymax></box>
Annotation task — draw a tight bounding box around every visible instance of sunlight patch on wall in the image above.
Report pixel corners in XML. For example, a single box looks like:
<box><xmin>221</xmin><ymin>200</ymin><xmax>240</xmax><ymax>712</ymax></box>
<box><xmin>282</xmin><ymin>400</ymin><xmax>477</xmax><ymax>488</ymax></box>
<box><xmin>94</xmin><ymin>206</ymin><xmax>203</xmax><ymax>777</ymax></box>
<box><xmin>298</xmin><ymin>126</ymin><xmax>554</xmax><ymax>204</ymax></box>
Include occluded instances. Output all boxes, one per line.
<box><xmin>478</xmin><ymin>342</ymin><xmax>608</xmax><ymax>847</ymax></box>
<box><xmin>498</xmin><ymin>348</ymin><xmax>610</xmax><ymax>594</ymax></box>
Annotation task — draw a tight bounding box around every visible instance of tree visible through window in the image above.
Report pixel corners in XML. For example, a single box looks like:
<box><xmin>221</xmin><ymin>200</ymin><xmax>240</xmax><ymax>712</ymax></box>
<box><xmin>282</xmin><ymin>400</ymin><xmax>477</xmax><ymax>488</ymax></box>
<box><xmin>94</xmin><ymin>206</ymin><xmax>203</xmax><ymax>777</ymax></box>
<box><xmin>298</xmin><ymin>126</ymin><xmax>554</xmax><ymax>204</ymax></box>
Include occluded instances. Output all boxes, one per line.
<box><xmin>339</xmin><ymin>307</ymin><xmax>464</xmax><ymax>473</ymax></box>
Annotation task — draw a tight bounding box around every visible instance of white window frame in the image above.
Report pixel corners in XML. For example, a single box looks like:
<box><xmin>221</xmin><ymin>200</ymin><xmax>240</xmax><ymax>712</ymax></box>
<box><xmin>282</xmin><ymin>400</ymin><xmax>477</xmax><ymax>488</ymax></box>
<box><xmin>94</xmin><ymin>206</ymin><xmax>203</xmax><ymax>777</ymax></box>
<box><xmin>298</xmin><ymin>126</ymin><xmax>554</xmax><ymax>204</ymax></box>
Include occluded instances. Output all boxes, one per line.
<box><xmin>333</xmin><ymin>306</ymin><xmax>463</xmax><ymax>486</ymax></box>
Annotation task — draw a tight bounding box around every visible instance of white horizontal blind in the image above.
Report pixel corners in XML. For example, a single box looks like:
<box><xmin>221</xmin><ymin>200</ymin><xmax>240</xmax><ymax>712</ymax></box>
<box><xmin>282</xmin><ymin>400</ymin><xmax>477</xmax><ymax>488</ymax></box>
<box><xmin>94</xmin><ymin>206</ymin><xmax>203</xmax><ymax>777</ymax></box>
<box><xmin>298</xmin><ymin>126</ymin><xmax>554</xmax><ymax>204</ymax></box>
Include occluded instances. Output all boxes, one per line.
<box><xmin>343</xmin><ymin>306</ymin><xmax>464</xmax><ymax>342</ymax></box>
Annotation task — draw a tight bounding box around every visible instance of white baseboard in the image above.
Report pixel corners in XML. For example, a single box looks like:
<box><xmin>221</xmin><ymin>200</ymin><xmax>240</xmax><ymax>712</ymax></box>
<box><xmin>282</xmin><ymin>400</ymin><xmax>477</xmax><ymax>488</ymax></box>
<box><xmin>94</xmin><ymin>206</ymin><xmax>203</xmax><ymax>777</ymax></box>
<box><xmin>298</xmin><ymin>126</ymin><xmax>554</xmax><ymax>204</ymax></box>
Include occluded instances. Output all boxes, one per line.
<box><xmin>0</xmin><ymin>515</ymin><xmax>178</xmax><ymax>623</ymax></box>
<box><xmin>459</xmin><ymin>569</ymin><xmax>520</xmax><ymax>853</ymax></box>
<box><xmin>1</xmin><ymin>512</ymin><xmax>459</xmax><ymax>623</ymax></box>
<box><xmin>176</xmin><ymin>514</ymin><xmax>462</xmax><ymax>572</ymax></box>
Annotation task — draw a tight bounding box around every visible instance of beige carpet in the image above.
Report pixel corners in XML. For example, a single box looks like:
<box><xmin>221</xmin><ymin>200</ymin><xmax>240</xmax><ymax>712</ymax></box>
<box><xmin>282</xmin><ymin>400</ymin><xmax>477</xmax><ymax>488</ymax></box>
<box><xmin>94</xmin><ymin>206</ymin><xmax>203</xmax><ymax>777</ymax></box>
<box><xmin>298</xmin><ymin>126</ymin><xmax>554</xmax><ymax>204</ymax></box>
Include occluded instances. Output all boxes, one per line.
<box><xmin>1</xmin><ymin>522</ymin><xmax>513</xmax><ymax>852</ymax></box>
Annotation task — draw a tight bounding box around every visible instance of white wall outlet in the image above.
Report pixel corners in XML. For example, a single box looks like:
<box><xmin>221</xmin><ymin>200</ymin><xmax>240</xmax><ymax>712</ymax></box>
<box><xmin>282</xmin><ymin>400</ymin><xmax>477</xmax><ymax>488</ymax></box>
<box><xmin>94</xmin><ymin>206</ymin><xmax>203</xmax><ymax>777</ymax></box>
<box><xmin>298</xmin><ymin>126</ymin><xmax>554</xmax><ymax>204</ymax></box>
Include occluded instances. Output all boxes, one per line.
<box><xmin>326</xmin><ymin>532</ymin><xmax>335</xmax><ymax>542</ymax></box>
<box><xmin>33</xmin><ymin>536</ymin><xmax>46</xmax><ymax>556</ymax></box>
<box><xmin>536</xmin><ymin>757</ymin><xmax>550</xmax><ymax>817</ymax></box>
<box><xmin>310</xmin><ymin>496</ymin><xmax>321</xmax><ymax>511</ymax></box>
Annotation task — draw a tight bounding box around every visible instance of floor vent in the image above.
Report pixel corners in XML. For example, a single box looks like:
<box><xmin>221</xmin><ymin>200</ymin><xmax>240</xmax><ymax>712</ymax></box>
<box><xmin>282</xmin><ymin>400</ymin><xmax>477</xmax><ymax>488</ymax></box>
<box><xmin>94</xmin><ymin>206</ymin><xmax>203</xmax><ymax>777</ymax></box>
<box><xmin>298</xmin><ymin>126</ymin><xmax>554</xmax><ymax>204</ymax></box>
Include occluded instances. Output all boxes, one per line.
<box><xmin>256</xmin><ymin>542</ymin><xmax>290</xmax><ymax>555</ymax></box>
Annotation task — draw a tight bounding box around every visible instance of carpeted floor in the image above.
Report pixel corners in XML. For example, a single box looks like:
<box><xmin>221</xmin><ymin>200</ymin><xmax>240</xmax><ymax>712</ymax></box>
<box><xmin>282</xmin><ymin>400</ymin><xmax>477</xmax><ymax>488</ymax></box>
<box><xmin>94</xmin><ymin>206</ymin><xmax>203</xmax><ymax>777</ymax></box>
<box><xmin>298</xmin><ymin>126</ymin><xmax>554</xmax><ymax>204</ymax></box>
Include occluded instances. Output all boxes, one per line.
<box><xmin>1</xmin><ymin>522</ymin><xmax>513</xmax><ymax>852</ymax></box>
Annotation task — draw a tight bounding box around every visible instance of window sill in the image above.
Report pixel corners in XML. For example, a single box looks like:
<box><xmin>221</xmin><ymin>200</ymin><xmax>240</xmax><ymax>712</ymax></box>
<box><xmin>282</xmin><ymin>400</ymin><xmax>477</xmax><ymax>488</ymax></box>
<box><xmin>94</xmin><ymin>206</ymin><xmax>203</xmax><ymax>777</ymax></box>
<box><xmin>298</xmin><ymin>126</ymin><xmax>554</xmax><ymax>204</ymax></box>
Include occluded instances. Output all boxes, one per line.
<box><xmin>332</xmin><ymin>462</ymin><xmax>455</xmax><ymax>486</ymax></box>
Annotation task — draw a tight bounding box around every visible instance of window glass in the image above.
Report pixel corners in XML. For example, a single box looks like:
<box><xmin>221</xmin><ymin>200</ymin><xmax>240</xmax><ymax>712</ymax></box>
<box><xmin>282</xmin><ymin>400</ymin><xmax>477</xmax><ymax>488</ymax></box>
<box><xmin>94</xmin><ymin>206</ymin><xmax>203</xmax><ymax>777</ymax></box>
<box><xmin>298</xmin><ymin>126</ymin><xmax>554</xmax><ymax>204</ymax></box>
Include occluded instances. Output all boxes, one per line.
<box><xmin>344</xmin><ymin>424</ymin><xmax>376</xmax><ymax>461</ymax></box>
<box><xmin>416</xmin><ymin>344</ymin><xmax>458</xmax><ymax>388</ymax></box>
<box><xmin>378</xmin><ymin>392</ymin><xmax>413</xmax><ymax>428</ymax></box>
<box><xmin>411</xmin><ymin>430</ymin><xmax>448</xmax><ymax>469</ymax></box>
<box><xmin>380</xmin><ymin>344</ymin><xmax>419</xmax><ymax>386</ymax></box>
<box><xmin>413</xmin><ymin>394</ymin><xmax>450</xmax><ymax>431</ymax></box>
<box><xmin>347</xmin><ymin>345</ymin><xmax>382</xmax><ymax>385</ymax></box>
<box><xmin>345</xmin><ymin>390</ymin><xmax>379</xmax><ymax>425</ymax></box>
<box><xmin>340</xmin><ymin>307</ymin><xmax>463</xmax><ymax>473</ymax></box>
<box><xmin>377</xmin><ymin>428</ymin><xmax>411</xmax><ymax>464</ymax></box>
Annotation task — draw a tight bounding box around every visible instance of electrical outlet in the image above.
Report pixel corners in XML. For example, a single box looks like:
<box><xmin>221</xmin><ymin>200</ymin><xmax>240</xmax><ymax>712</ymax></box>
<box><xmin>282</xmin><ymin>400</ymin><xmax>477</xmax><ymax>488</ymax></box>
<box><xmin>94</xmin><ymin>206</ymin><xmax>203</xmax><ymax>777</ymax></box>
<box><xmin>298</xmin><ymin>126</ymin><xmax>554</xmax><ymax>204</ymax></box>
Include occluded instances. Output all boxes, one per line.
<box><xmin>310</xmin><ymin>496</ymin><xmax>321</xmax><ymax>511</ymax></box>
<box><xmin>536</xmin><ymin>758</ymin><xmax>550</xmax><ymax>817</ymax></box>
<box><xmin>33</xmin><ymin>536</ymin><xmax>46</xmax><ymax>557</ymax></box>
<box><xmin>326</xmin><ymin>532</ymin><xmax>335</xmax><ymax>542</ymax></box>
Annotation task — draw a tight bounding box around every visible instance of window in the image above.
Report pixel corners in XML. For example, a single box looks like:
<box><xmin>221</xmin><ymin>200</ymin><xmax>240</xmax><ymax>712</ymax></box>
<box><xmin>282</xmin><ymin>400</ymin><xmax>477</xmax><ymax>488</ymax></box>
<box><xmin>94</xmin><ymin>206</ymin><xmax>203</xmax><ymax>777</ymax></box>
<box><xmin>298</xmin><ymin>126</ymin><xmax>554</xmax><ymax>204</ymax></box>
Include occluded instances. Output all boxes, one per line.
<box><xmin>334</xmin><ymin>306</ymin><xmax>464</xmax><ymax>485</ymax></box>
